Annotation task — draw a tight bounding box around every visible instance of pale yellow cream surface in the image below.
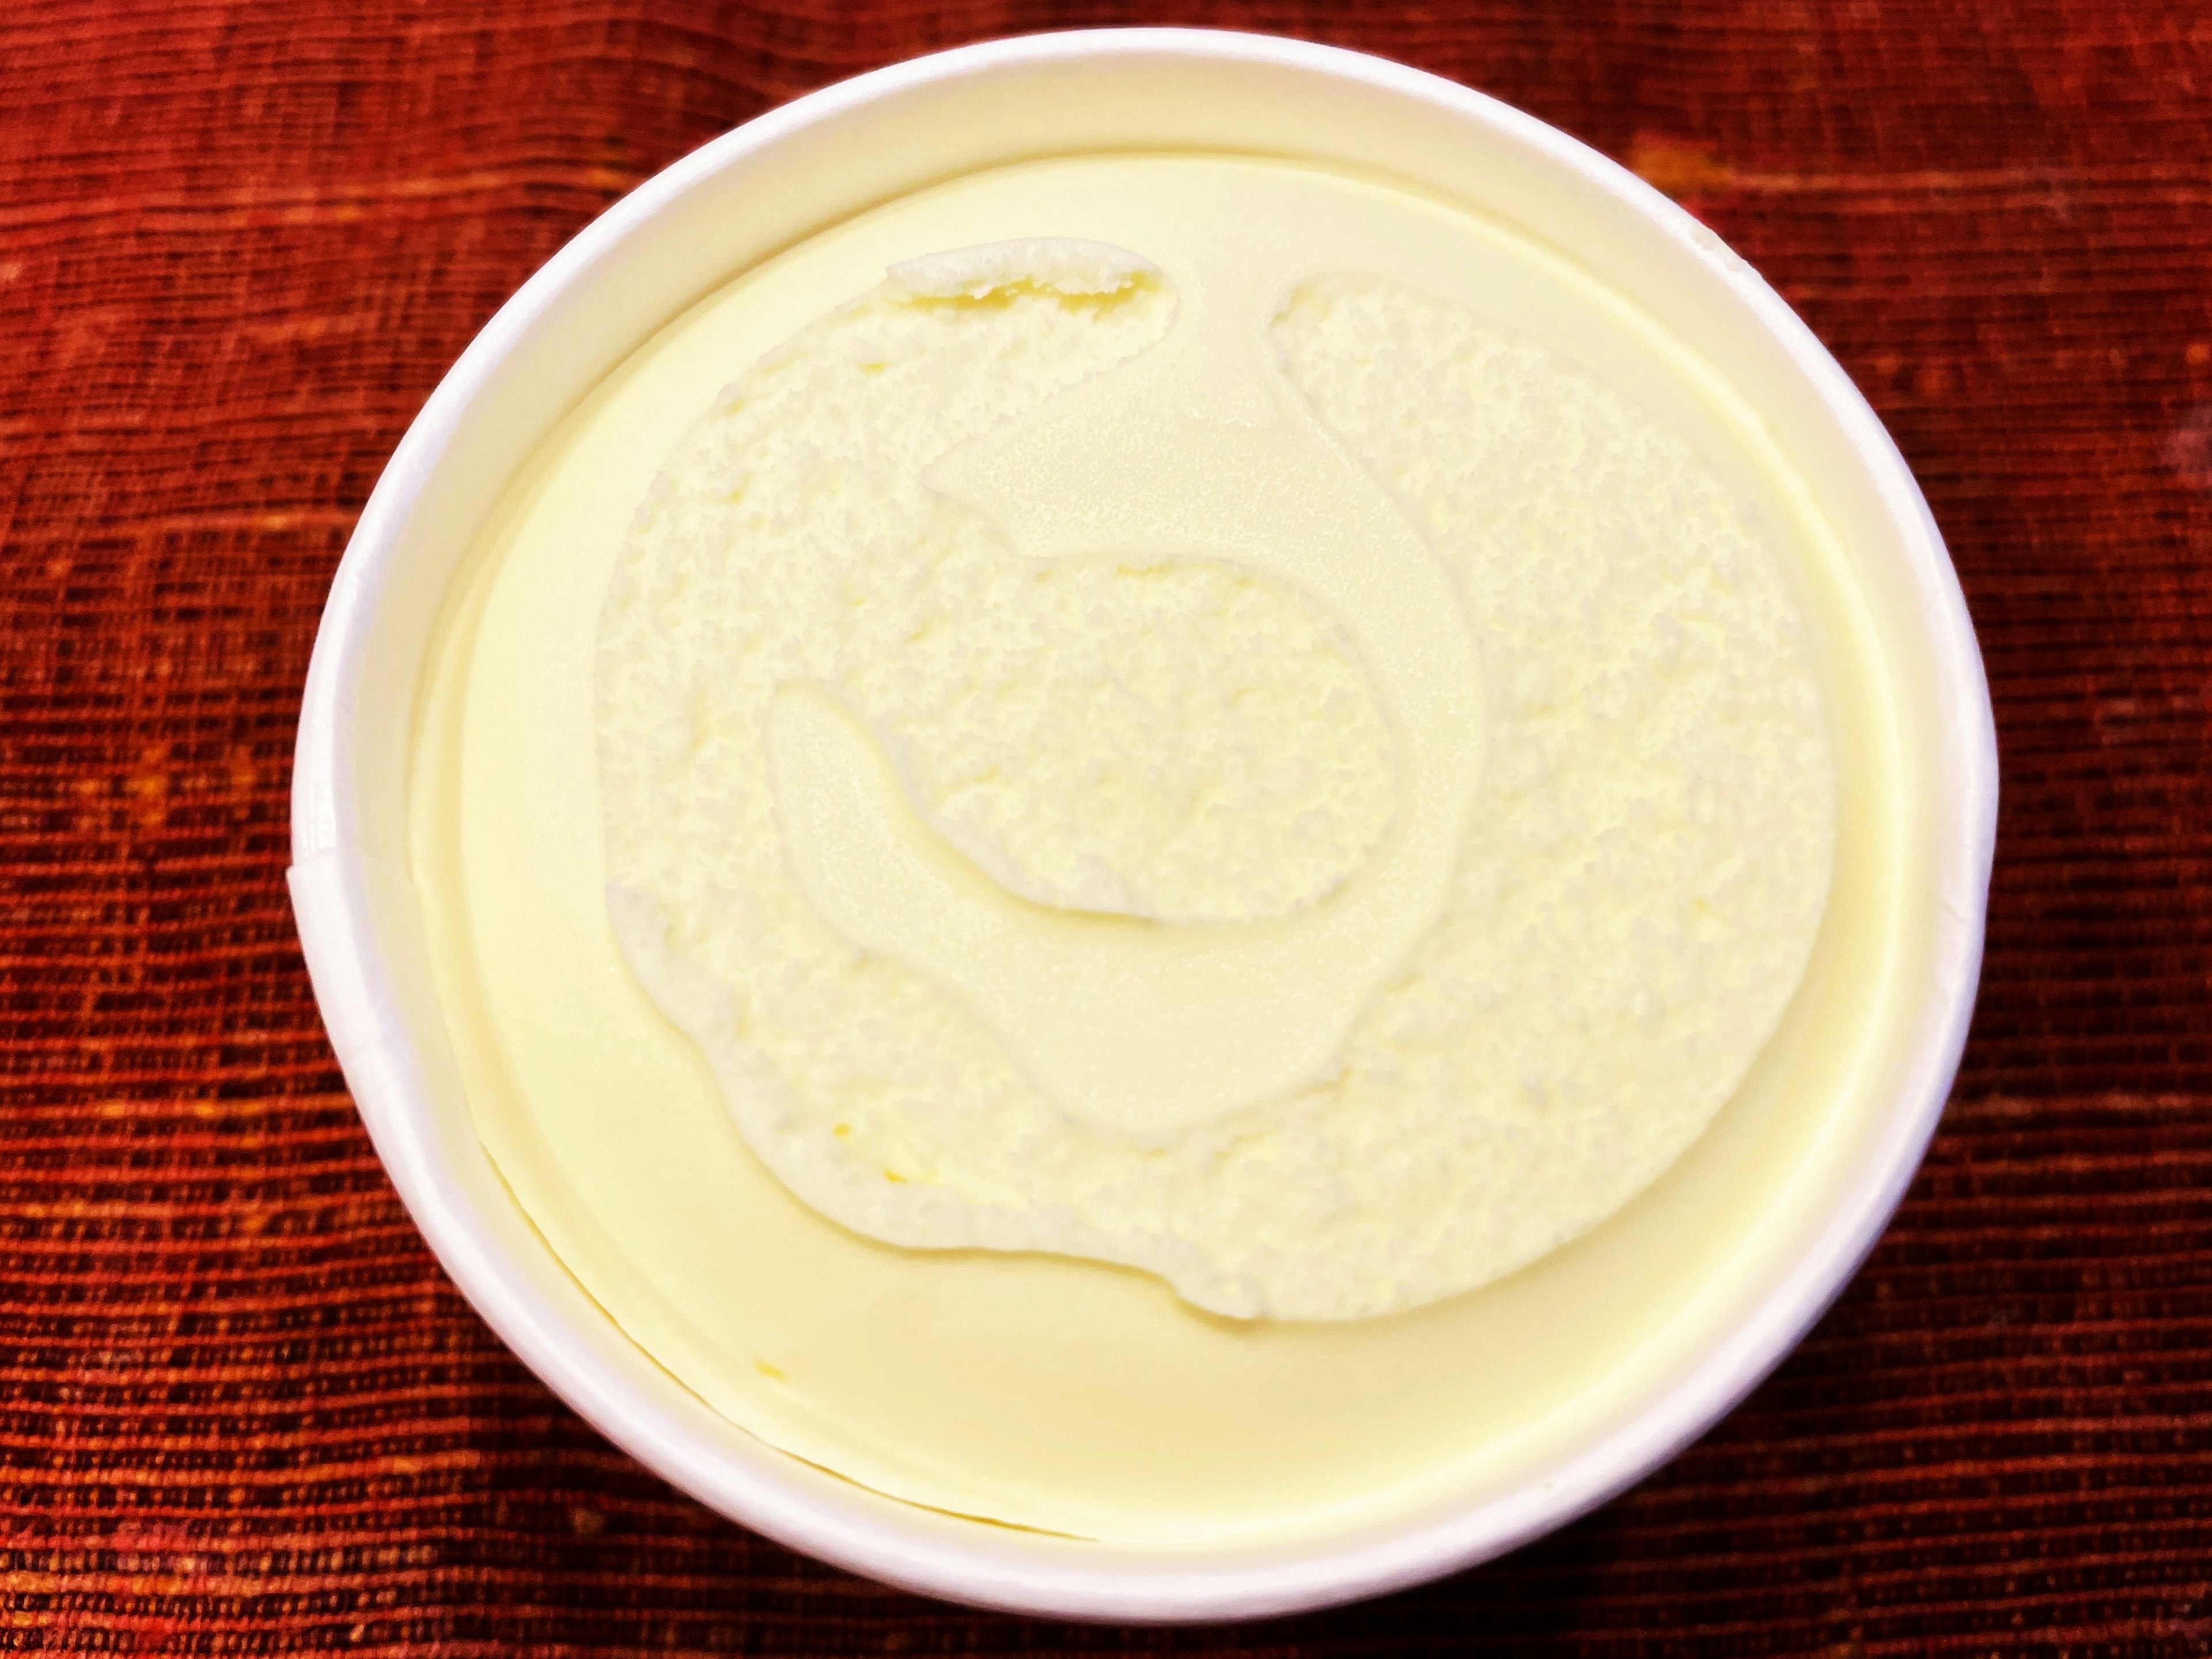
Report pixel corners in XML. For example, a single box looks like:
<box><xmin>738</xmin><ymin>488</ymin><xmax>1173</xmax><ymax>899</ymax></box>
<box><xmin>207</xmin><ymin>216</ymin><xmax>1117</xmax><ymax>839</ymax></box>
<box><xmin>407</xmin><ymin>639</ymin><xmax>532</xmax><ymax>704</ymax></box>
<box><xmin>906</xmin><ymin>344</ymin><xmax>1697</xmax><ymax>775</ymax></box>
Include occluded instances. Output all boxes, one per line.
<box><xmin>412</xmin><ymin>155</ymin><xmax>1904</xmax><ymax>1540</ymax></box>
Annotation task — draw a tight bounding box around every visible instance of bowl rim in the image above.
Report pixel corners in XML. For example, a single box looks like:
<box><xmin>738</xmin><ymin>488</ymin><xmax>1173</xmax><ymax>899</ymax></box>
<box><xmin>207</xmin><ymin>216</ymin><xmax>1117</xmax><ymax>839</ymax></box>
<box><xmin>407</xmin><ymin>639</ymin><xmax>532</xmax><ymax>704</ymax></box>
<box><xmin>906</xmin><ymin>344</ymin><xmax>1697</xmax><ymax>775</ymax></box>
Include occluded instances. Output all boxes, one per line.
<box><xmin>290</xmin><ymin>25</ymin><xmax>1998</xmax><ymax>1621</ymax></box>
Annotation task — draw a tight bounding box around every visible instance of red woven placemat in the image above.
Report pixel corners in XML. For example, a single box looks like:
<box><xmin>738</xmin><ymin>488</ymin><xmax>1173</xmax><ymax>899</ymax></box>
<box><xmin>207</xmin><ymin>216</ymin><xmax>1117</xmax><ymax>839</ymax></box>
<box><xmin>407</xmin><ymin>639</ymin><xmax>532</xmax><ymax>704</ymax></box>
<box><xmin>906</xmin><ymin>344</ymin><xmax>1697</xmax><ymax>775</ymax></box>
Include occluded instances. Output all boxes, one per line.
<box><xmin>4</xmin><ymin>2</ymin><xmax>2208</xmax><ymax>1652</ymax></box>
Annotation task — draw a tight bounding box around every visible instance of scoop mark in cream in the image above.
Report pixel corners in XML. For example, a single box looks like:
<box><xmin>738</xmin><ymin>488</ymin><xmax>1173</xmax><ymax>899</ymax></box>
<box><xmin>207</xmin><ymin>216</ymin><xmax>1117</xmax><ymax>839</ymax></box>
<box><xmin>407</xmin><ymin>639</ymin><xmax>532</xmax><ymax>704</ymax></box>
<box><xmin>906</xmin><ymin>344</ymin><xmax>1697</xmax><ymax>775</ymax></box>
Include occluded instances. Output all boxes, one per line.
<box><xmin>766</xmin><ymin>233</ymin><xmax>1485</xmax><ymax>1141</ymax></box>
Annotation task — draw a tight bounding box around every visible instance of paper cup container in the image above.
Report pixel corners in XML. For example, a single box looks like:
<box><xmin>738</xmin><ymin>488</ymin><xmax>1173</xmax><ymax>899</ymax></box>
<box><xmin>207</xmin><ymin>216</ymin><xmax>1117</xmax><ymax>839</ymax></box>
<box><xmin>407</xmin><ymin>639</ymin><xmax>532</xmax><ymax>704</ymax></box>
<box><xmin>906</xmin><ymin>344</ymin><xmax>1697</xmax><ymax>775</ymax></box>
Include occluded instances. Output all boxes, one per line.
<box><xmin>290</xmin><ymin>28</ymin><xmax>1997</xmax><ymax>1622</ymax></box>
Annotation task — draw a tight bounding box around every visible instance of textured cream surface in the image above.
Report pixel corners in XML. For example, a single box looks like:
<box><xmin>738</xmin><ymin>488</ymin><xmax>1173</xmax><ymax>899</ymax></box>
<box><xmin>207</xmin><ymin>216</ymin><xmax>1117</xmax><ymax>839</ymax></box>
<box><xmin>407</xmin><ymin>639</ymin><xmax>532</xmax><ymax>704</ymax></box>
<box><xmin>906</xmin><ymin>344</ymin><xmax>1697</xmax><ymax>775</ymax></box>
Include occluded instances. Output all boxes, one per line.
<box><xmin>595</xmin><ymin>214</ymin><xmax>1835</xmax><ymax>1320</ymax></box>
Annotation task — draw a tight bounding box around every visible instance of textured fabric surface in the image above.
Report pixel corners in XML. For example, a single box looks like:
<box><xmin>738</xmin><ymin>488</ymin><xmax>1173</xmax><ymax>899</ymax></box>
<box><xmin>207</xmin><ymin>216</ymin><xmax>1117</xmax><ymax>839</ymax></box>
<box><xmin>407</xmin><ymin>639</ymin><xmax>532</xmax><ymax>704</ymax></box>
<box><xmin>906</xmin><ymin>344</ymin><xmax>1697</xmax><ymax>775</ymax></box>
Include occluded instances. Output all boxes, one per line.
<box><xmin>2</xmin><ymin>1</ymin><xmax>2209</xmax><ymax>1651</ymax></box>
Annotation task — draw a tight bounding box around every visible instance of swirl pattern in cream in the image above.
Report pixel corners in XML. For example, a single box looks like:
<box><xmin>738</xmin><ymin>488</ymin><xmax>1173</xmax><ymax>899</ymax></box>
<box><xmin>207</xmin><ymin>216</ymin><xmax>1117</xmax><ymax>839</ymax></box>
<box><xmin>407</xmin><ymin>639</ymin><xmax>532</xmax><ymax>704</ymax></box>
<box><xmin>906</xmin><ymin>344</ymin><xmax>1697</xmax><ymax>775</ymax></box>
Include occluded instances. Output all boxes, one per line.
<box><xmin>596</xmin><ymin>232</ymin><xmax>1832</xmax><ymax>1320</ymax></box>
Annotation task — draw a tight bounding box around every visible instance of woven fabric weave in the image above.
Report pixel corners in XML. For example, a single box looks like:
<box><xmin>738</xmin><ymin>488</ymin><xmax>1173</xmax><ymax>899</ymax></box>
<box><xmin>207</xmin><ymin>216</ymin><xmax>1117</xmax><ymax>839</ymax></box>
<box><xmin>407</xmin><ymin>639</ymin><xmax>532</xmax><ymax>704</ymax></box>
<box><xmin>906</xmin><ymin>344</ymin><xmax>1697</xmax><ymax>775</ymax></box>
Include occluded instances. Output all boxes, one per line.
<box><xmin>3</xmin><ymin>2</ymin><xmax>2209</xmax><ymax>1651</ymax></box>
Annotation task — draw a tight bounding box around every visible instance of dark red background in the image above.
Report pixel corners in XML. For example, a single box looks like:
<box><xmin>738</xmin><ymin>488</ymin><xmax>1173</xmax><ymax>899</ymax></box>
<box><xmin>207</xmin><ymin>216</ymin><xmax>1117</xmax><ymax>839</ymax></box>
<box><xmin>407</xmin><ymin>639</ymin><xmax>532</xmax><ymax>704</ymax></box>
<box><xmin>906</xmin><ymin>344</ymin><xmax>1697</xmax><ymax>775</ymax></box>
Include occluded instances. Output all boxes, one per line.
<box><xmin>4</xmin><ymin>2</ymin><xmax>2209</xmax><ymax>1652</ymax></box>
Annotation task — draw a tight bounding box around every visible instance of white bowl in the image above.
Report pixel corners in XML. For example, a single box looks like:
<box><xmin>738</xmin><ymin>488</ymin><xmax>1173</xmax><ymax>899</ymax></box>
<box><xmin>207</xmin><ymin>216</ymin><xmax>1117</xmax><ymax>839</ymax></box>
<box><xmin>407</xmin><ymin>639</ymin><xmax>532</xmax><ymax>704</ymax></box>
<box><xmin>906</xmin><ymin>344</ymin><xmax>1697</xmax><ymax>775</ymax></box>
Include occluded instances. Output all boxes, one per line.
<box><xmin>290</xmin><ymin>28</ymin><xmax>1997</xmax><ymax>1622</ymax></box>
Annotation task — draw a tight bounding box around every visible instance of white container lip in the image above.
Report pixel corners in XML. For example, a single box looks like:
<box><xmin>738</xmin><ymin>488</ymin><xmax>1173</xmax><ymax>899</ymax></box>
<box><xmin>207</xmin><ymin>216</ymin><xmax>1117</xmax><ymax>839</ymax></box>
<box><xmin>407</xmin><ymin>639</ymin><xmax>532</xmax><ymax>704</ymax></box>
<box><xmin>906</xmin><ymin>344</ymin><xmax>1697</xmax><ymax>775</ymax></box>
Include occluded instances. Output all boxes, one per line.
<box><xmin>290</xmin><ymin>28</ymin><xmax>1998</xmax><ymax>1622</ymax></box>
